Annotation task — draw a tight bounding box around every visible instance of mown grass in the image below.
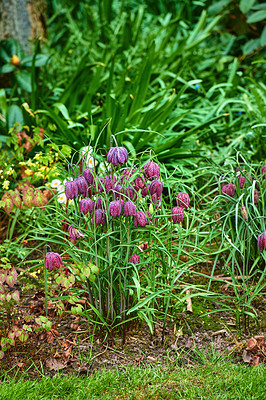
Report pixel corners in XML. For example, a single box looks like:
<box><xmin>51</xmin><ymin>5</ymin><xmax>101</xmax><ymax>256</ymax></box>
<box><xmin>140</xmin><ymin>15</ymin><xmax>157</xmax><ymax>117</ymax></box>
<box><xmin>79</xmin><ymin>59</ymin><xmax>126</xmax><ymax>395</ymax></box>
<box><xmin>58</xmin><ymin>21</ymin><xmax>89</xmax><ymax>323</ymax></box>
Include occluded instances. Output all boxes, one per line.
<box><xmin>1</xmin><ymin>362</ymin><xmax>265</xmax><ymax>400</ymax></box>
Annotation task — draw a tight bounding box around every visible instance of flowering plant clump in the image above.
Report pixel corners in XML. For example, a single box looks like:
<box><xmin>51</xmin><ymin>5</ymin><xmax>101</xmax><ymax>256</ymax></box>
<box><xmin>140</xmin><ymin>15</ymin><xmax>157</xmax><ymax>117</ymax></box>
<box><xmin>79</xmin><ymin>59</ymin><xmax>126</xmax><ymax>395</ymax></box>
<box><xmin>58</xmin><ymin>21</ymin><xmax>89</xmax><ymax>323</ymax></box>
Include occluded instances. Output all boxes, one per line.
<box><xmin>49</xmin><ymin>142</ymin><xmax>191</xmax><ymax>329</ymax></box>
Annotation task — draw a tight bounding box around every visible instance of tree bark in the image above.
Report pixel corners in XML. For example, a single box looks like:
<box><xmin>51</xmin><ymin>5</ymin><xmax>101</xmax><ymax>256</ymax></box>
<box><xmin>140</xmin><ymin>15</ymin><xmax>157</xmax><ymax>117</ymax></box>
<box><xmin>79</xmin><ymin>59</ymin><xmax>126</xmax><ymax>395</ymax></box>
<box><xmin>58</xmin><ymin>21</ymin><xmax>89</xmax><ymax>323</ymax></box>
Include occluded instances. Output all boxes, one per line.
<box><xmin>0</xmin><ymin>0</ymin><xmax>46</xmax><ymax>52</ymax></box>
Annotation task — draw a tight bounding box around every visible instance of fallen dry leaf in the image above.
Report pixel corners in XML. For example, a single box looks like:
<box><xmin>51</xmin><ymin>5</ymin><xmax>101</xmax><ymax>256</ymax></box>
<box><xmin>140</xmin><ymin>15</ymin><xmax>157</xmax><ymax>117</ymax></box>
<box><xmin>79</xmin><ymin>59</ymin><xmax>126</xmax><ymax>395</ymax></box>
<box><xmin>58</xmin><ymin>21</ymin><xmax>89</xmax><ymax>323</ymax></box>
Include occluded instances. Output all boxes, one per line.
<box><xmin>46</xmin><ymin>357</ymin><xmax>65</xmax><ymax>371</ymax></box>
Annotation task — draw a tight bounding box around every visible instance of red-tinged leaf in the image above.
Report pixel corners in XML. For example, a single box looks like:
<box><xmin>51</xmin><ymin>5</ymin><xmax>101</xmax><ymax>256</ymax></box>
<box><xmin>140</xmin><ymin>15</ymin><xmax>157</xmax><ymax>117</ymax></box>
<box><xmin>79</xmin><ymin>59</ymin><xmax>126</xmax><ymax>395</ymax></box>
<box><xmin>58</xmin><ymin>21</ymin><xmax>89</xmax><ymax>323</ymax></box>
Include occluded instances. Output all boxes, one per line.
<box><xmin>250</xmin><ymin>355</ymin><xmax>261</xmax><ymax>366</ymax></box>
<box><xmin>22</xmin><ymin>188</ymin><xmax>35</xmax><ymax>208</ymax></box>
<box><xmin>0</xmin><ymin>270</ymin><xmax>7</xmax><ymax>284</ymax></box>
<box><xmin>11</xmin><ymin>290</ymin><xmax>20</xmax><ymax>302</ymax></box>
<box><xmin>0</xmin><ymin>351</ymin><xmax>4</xmax><ymax>359</ymax></box>
<box><xmin>0</xmin><ymin>283</ymin><xmax>5</xmax><ymax>294</ymax></box>
<box><xmin>0</xmin><ymin>294</ymin><xmax>5</xmax><ymax>302</ymax></box>
<box><xmin>13</xmin><ymin>326</ymin><xmax>21</xmax><ymax>337</ymax></box>
<box><xmin>1</xmin><ymin>192</ymin><xmax>14</xmax><ymax>214</ymax></box>
<box><xmin>8</xmin><ymin>331</ymin><xmax>16</xmax><ymax>340</ymax></box>
<box><xmin>11</xmin><ymin>190</ymin><xmax>22</xmax><ymax>209</ymax></box>
<box><xmin>254</xmin><ymin>336</ymin><xmax>264</xmax><ymax>346</ymax></box>
<box><xmin>34</xmin><ymin>190</ymin><xmax>48</xmax><ymax>209</ymax></box>
<box><xmin>6</xmin><ymin>293</ymin><xmax>12</xmax><ymax>302</ymax></box>
<box><xmin>6</xmin><ymin>267</ymin><xmax>17</xmax><ymax>287</ymax></box>
<box><xmin>18</xmin><ymin>332</ymin><xmax>29</xmax><ymax>343</ymax></box>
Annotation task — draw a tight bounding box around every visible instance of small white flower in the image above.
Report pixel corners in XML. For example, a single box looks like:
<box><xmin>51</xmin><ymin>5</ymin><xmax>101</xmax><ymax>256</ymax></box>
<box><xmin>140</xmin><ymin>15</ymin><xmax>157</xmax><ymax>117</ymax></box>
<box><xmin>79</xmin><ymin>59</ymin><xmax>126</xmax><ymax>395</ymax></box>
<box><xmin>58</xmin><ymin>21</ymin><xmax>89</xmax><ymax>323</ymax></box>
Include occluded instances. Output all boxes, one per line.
<box><xmin>86</xmin><ymin>156</ymin><xmax>98</xmax><ymax>168</ymax></box>
<box><xmin>99</xmin><ymin>162</ymin><xmax>110</xmax><ymax>173</ymax></box>
<box><xmin>80</xmin><ymin>146</ymin><xmax>93</xmax><ymax>156</ymax></box>
<box><xmin>57</xmin><ymin>193</ymin><xmax>67</xmax><ymax>204</ymax></box>
<box><xmin>51</xmin><ymin>179</ymin><xmax>62</xmax><ymax>189</ymax></box>
<box><xmin>57</xmin><ymin>184</ymin><xmax>65</xmax><ymax>193</ymax></box>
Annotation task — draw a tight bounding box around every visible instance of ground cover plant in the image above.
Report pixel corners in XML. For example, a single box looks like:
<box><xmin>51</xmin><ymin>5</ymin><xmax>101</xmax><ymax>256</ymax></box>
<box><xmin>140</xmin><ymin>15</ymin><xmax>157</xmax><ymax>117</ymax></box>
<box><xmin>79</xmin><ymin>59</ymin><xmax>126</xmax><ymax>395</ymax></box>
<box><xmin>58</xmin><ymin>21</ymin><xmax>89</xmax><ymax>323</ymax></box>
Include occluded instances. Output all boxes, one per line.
<box><xmin>0</xmin><ymin>0</ymin><xmax>265</xmax><ymax>395</ymax></box>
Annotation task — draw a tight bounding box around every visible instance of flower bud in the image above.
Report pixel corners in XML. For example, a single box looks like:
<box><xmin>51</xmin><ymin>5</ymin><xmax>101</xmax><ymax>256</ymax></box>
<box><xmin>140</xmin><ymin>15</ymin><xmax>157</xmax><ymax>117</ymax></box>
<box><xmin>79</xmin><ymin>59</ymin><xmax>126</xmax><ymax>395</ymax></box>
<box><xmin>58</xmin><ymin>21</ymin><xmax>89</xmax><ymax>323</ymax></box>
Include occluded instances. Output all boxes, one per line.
<box><xmin>45</xmin><ymin>252</ymin><xmax>63</xmax><ymax>271</ymax></box>
<box><xmin>238</xmin><ymin>176</ymin><xmax>246</xmax><ymax>189</ymax></box>
<box><xmin>68</xmin><ymin>225</ymin><xmax>85</xmax><ymax>240</ymax></box>
<box><xmin>258</xmin><ymin>233</ymin><xmax>266</xmax><ymax>252</ymax></box>
<box><xmin>172</xmin><ymin>206</ymin><xmax>184</xmax><ymax>224</ymax></box>
<box><xmin>240</xmin><ymin>205</ymin><xmax>248</xmax><ymax>221</ymax></box>
<box><xmin>134</xmin><ymin>211</ymin><xmax>148</xmax><ymax>227</ymax></box>
<box><xmin>74</xmin><ymin>176</ymin><xmax>88</xmax><ymax>197</ymax></box>
<box><xmin>176</xmin><ymin>192</ymin><xmax>189</xmax><ymax>209</ymax></box>
<box><xmin>107</xmin><ymin>146</ymin><xmax>128</xmax><ymax>167</ymax></box>
<box><xmin>144</xmin><ymin>162</ymin><xmax>159</xmax><ymax>180</ymax></box>
<box><xmin>93</xmin><ymin>209</ymin><xmax>106</xmax><ymax>226</ymax></box>
<box><xmin>65</xmin><ymin>180</ymin><xmax>78</xmax><ymax>200</ymax></box>
<box><xmin>84</xmin><ymin>168</ymin><xmax>94</xmax><ymax>185</ymax></box>
<box><xmin>124</xmin><ymin>201</ymin><xmax>136</xmax><ymax>217</ymax></box>
<box><xmin>109</xmin><ymin>200</ymin><xmax>122</xmax><ymax>217</ymax></box>
<box><xmin>130</xmin><ymin>254</ymin><xmax>140</xmax><ymax>265</ymax></box>
<box><xmin>253</xmin><ymin>189</ymin><xmax>259</xmax><ymax>205</ymax></box>
<box><xmin>149</xmin><ymin>180</ymin><xmax>163</xmax><ymax>197</ymax></box>
<box><xmin>11</xmin><ymin>54</ymin><xmax>20</xmax><ymax>66</ymax></box>
<box><xmin>222</xmin><ymin>183</ymin><xmax>235</xmax><ymax>198</ymax></box>
<box><xmin>79</xmin><ymin>198</ymin><xmax>94</xmax><ymax>214</ymax></box>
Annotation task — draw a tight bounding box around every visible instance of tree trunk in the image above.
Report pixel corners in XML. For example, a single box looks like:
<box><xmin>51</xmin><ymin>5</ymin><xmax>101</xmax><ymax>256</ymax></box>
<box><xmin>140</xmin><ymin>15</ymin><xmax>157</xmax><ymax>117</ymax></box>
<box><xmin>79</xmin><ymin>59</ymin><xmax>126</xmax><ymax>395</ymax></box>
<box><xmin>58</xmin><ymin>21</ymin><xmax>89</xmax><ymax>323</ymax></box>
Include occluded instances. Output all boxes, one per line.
<box><xmin>0</xmin><ymin>0</ymin><xmax>46</xmax><ymax>52</ymax></box>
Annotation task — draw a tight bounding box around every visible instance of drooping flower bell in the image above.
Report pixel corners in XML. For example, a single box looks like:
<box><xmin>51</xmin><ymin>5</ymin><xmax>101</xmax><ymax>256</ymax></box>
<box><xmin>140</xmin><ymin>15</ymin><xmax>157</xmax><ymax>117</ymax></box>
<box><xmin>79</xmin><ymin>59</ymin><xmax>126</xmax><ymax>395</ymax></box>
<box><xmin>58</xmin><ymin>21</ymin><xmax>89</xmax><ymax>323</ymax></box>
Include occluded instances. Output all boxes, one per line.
<box><xmin>79</xmin><ymin>198</ymin><xmax>94</xmax><ymax>214</ymax></box>
<box><xmin>172</xmin><ymin>206</ymin><xmax>184</xmax><ymax>224</ymax></box>
<box><xmin>124</xmin><ymin>201</ymin><xmax>136</xmax><ymax>217</ymax></box>
<box><xmin>135</xmin><ymin>175</ymin><xmax>145</xmax><ymax>190</ymax></box>
<box><xmin>238</xmin><ymin>176</ymin><xmax>246</xmax><ymax>189</ymax></box>
<box><xmin>93</xmin><ymin>209</ymin><xmax>106</xmax><ymax>226</ymax></box>
<box><xmin>83</xmin><ymin>168</ymin><xmax>94</xmax><ymax>185</ymax></box>
<box><xmin>149</xmin><ymin>180</ymin><xmax>163</xmax><ymax>197</ymax></box>
<box><xmin>141</xmin><ymin>186</ymin><xmax>149</xmax><ymax>197</ymax></box>
<box><xmin>45</xmin><ymin>252</ymin><xmax>63</xmax><ymax>271</ymax></box>
<box><xmin>109</xmin><ymin>201</ymin><xmax>122</xmax><ymax>217</ymax></box>
<box><xmin>222</xmin><ymin>183</ymin><xmax>235</xmax><ymax>198</ymax></box>
<box><xmin>240</xmin><ymin>205</ymin><xmax>248</xmax><ymax>221</ymax></box>
<box><xmin>134</xmin><ymin>211</ymin><xmax>148</xmax><ymax>227</ymax></box>
<box><xmin>74</xmin><ymin>176</ymin><xmax>88</xmax><ymax>197</ymax></box>
<box><xmin>258</xmin><ymin>233</ymin><xmax>266</xmax><ymax>252</ymax></box>
<box><xmin>68</xmin><ymin>225</ymin><xmax>85</xmax><ymax>240</ymax></box>
<box><xmin>144</xmin><ymin>162</ymin><xmax>159</xmax><ymax>180</ymax></box>
<box><xmin>130</xmin><ymin>254</ymin><xmax>140</xmax><ymax>265</ymax></box>
<box><xmin>261</xmin><ymin>165</ymin><xmax>266</xmax><ymax>179</ymax></box>
<box><xmin>65</xmin><ymin>180</ymin><xmax>78</xmax><ymax>200</ymax></box>
<box><xmin>104</xmin><ymin>177</ymin><xmax>114</xmax><ymax>193</ymax></box>
<box><xmin>176</xmin><ymin>192</ymin><xmax>189</xmax><ymax>209</ymax></box>
<box><xmin>107</xmin><ymin>146</ymin><xmax>128</xmax><ymax>167</ymax></box>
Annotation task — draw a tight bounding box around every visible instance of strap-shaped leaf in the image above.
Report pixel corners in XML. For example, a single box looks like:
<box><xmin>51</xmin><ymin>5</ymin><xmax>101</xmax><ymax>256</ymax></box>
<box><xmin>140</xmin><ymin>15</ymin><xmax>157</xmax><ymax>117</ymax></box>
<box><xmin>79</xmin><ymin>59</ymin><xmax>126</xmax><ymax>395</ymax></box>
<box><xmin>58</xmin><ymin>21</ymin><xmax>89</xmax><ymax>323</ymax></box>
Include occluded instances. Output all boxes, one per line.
<box><xmin>1</xmin><ymin>192</ymin><xmax>14</xmax><ymax>214</ymax></box>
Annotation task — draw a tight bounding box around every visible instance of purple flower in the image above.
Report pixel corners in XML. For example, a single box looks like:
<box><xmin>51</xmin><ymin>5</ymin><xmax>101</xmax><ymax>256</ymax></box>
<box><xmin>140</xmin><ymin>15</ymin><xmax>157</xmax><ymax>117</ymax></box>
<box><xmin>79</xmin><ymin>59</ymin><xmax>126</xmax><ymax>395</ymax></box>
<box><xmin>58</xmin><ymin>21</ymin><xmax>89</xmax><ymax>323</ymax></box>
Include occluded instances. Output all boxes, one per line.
<box><xmin>95</xmin><ymin>177</ymin><xmax>104</xmax><ymax>193</ymax></box>
<box><xmin>84</xmin><ymin>168</ymin><xmax>94</xmax><ymax>185</ymax></box>
<box><xmin>130</xmin><ymin>254</ymin><xmax>140</xmax><ymax>265</ymax></box>
<box><xmin>109</xmin><ymin>201</ymin><xmax>122</xmax><ymax>217</ymax></box>
<box><xmin>74</xmin><ymin>176</ymin><xmax>88</xmax><ymax>197</ymax></box>
<box><xmin>240</xmin><ymin>205</ymin><xmax>248</xmax><ymax>221</ymax></box>
<box><xmin>124</xmin><ymin>201</ymin><xmax>136</xmax><ymax>217</ymax></box>
<box><xmin>68</xmin><ymin>225</ymin><xmax>85</xmax><ymax>240</ymax></box>
<box><xmin>261</xmin><ymin>166</ymin><xmax>266</xmax><ymax>179</ymax></box>
<box><xmin>258</xmin><ymin>233</ymin><xmax>266</xmax><ymax>252</ymax></box>
<box><xmin>222</xmin><ymin>184</ymin><xmax>235</xmax><ymax>198</ymax></box>
<box><xmin>104</xmin><ymin>177</ymin><xmax>114</xmax><ymax>193</ymax></box>
<box><xmin>253</xmin><ymin>189</ymin><xmax>259</xmax><ymax>205</ymax></box>
<box><xmin>238</xmin><ymin>176</ymin><xmax>246</xmax><ymax>189</ymax></box>
<box><xmin>172</xmin><ymin>206</ymin><xmax>184</xmax><ymax>224</ymax></box>
<box><xmin>107</xmin><ymin>146</ymin><xmax>128</xmax><ymax>167</ymax></box>
<box><xmin>134</xmin><ymin>211</ymin><xmax>148</xmax><ymax>227</ymax></box>
<box><xmin>149</xmin><ymin>180</ymin><xmax>163</xmax><ymax>197</ymax></box>
<box><xmin>79</xmin><ymin>198</ymin><xmax>94</xmax><ymax>214</ymax></box>
<box><xmin>124</xmin><ymin>186</ymin><xmax>137</xmax><ymax>201</ymax></box>
<box><xmin>176</xmin><ymin>192</ymin><xmax>189</xmax><ymax>209</ymax></box>
<box><xmin>93</xmin><ymin>209</ymin><xmax>106</xmax><ymax>226</ymax></box>
<box><xmin>135</xmin><ymin>175</ymin><xmax>145</xmax><ymax>190</ymax></box>
<box><xmin>144</xmin><ymin>162</ymin><xmax>159</xmax><ymax>180</ymax></box>
<box><xmin>141</xmin><ymin>186</ymin><xmax>149</xmax><ymax>197</ymax></box>
<box><xmin>45</xmin><ymin>252</ymin><xmax>63</xmax><ymax>271</ymax></box>
<box><xmin>65</xmin><ymin>180</ymin><xmax>78</xmax><ymax>200</ymax></box>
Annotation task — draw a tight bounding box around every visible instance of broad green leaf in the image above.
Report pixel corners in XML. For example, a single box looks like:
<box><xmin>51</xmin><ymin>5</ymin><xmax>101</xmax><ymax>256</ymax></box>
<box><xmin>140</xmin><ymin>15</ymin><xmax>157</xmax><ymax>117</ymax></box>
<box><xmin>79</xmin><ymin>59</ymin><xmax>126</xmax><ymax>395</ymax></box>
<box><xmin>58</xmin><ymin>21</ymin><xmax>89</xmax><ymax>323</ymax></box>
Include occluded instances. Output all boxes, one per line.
<box><xmin>15</xmin><ymin>71</ymin><xmax>32</xmax><ymax>92</ymax></box>
<box><xmin>247</xmin><ymin>10</ymin><xmax>266</xmax><ymax>23</ymax></box>
<box><xmin>11</xmin><ymin>290</ymin><xmax>20</xmax><ymax>302</ymax></box>
<box><xmin>0</xmin><ymin>64</ymin><xmax>15</xmax><ymax>73</ymax></box>
<box><xmin>34</xmin><ymin>190</ymin><xmax>47</xmax><ymax>208</ymax></box>
<box><xmin>7</xmin><ymin>105</ymin><xmax>24</xmax><ymax>129</ymax></box>
<box><xmin>6</xmin><ymin>267</ymin><xmax>17</xmax><ymax>288</ymax></box>
<box><xmin>22</xmin><ymin>188</ymin><xmax>35</xmax><ymax>208</ymax></box>
<box><xmin>240</xmin><ymin>0</ymin><xmax>256</xmax><ymax>13</ymax></box>
<box><xmin>10</xmin><ymin>190</ymin><xmax>22</xmax><ymax>209</ymax></box>
<box><xmin>1</xmin><ymin>192</ymin><xmax>14</xmax><ymax>214</ymax></box>
<box><xmin>0</xmin><ymin>270</ymin><xmax>7</xmax><ymax>284</ymax></box>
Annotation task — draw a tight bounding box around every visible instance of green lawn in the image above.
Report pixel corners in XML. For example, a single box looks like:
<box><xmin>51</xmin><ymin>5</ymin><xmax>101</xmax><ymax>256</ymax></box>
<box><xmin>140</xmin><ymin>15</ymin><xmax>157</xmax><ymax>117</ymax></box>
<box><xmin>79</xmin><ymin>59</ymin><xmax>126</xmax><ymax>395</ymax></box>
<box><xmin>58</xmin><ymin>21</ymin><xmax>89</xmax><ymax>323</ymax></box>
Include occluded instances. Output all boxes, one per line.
<box><xmin>1</xmin><ymin>362</ymin><xmax>265</xmax><ymax>399</ymax></box>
